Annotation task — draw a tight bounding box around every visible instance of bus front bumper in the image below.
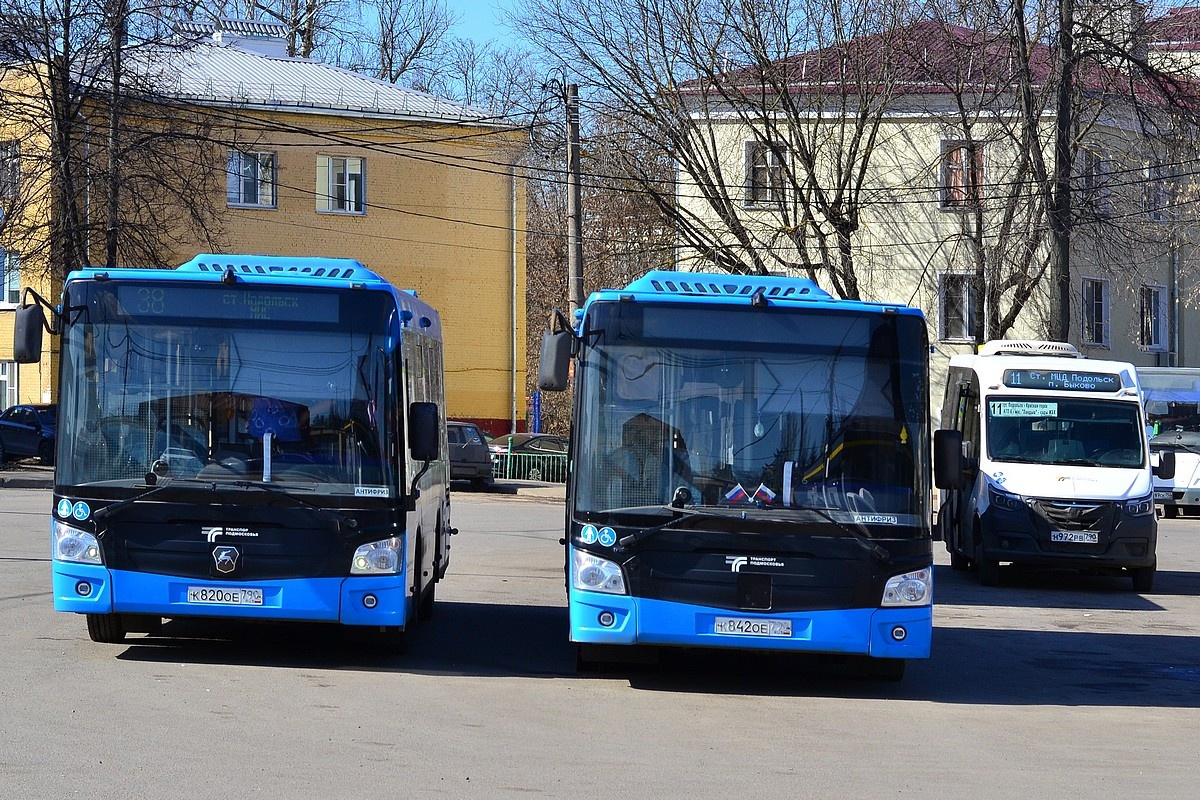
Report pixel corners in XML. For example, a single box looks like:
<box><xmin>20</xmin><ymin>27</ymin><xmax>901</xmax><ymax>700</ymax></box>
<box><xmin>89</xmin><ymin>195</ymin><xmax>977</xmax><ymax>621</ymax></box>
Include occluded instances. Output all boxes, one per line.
<box><xmin>52</xmin><ymin>563</ymin><xmax>411</xmax><ymax>628</ymax></box>
<box><xmin>568</xmin><ymin>591</ymin><xmax>931</xmax><ymax>659</ymax></box>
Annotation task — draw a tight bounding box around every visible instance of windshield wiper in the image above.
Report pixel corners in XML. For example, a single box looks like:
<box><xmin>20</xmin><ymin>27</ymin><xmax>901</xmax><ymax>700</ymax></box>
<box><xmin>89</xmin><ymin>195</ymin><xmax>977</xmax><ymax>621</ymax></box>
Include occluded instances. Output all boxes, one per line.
<box><xmin>231</xmin><ymin>480</ymin><xmax>358</xmax><ymax>532</ymax></box>
<box><xmin>91</xmin><ymin>478</ymin><xmax>219</xmax><ymax>530</ymax></box>
<box><xmin>614</xmin><ymin>502</ymin><xmax>892</xmax><ymax>564</ymax></box>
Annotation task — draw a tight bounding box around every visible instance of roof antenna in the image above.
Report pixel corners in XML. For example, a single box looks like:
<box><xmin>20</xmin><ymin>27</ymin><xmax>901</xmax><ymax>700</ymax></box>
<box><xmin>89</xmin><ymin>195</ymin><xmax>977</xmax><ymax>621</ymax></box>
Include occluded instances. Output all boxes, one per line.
<box><xmin>222</xmin><ymin>267</ymin><xmax>238</xmax><ymax>285</ymax></box>
<box><xmin>750</xmin><ymin>288</ymin><xmax>768</xmax><ymax>307</ymax></box>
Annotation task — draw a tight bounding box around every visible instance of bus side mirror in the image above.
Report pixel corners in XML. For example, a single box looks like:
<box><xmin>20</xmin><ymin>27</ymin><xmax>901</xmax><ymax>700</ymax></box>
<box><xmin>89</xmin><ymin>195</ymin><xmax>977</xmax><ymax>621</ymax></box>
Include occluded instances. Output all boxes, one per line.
<box><xmin>13</xmin><ymin>303</ymin><xmax>46</xmax><ymax>363</ymax></box>
<box><xmin>408</xmin><ymin>402</ymin><xmax>439</xmax><ymax>462</ymax></box>
<box><xmin>934</xmin><ymin>429</ymin><xmax>964</xmax><ymax>489</ymax></box>
<box><xmin>1154</xmin><ymin>449</ymin><xmax>1176</xmax><ymax>481</ymax></box>
<box><xmin>538</xmin><ymin>330</ymin><xmax>573</xmax><ymax>392</ymax></box>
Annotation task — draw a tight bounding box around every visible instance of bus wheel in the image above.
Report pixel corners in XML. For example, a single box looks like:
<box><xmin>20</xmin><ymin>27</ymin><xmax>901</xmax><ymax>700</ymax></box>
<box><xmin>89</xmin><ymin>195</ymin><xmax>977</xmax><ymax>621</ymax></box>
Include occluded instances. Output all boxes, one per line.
<box><xmin>86</xmin><ymin>613</ymin><xmax>126</xmax><ymax>644</ymax></box>
<box><xmin>374</xmin><ymin>627</ymin><xmax>409</xmax><ymax>655</ymax></box>
<box><xmin>1164</xmin><ymin>505</ymin><xmax>1179</xmax><ymax>519</ymax></box>
<box><xmin>861</xmin><ymin>658</ymin><xmax>906</xmax><ymax>682</ymax></box>
<box><xmin>975</xmin><ymin>544</ymin><xmax>1000</xmax><ymax>587</ymax></box>
<box><xmin>1131</xmin><ymin>564</ymin><xmax>1156</xmax><ymax>593</ymax></box>
<box><xmin>949</xmin><ymin>549</ymin><xmax>970</xmax><ymax>571</ymax></box>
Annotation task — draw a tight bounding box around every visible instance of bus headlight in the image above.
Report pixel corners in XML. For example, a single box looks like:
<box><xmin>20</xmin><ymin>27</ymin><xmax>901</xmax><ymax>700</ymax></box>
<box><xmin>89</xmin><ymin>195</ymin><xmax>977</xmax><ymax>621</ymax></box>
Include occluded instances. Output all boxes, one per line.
<box><xmin>350</xmin><ymin>537</ymin><xmax>401</xmax><ymax>575</ymax></box>
<box><xmin>882</xmin><ymin>568</ymin><xmax>932</xmax><ymax>607</ymax></box>
<box><xmin>1123</xmin><ymin>494</ymin><xmax>1154</xmax><ymax>517</ymax></box>
<box><xmin>571</xmin><ymin>549</ymin><xmax>627</xmax><ymax>595</ymax></box>
<box><xmin>52</xmin><ymin>520</ymin><xmax>102</xmax><ymax>565</ymax></box>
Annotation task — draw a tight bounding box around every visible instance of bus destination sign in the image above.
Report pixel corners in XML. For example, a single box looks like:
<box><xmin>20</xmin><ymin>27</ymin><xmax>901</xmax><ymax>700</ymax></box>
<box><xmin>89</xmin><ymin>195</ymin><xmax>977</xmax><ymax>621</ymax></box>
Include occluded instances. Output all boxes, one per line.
<box><xmin>1001</xmin><ymin>369</ymin><xmax>1121</xmax><ymax>392</ymax></box>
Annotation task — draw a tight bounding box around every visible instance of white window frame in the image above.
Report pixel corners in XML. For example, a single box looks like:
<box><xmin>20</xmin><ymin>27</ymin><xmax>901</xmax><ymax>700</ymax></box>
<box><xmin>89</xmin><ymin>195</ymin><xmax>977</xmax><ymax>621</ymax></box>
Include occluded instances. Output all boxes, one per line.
<box><xmin>744</xmin><ymin>141</ymin><xmax>785</xmax><ymax>207</ymax></box>
<box><xmin>0</xmin><ymin>362</ymin><xmax>16</xmax><ymax>409</ymax></box>
<box><xmin>0</xmin><ymin>140</ymin><xmax>18</xmax><ymax>199</ymax></box>
<box><xmin>0</xmin><ymin>248</ymin><xmax>20</xmax><ymax>307</ymax></box>
<box><xmin>938</xmin><ymin>272</ymin><xmax>978</xmax><ymax>342</ymax></box>
<box><xmin>1083</xmin><ymin>150</ymin><xmax>1113</xmax><ymax>217</ymax></box>
<box><xmin>316</xmin><ymin>156</ymin><xmax>365</xmax><ymax>214</ymax></box>
<box><xmin>1081</xmin><ymin>277</ymin><xmax>1110</xmax><ymax>348</ymax></box>
<box><xmin>940</xmin><ymin>140</ymin><xmax>984</xmax><ymax>209</ymax></box>
<box><xmin>226</xmin><ymin>150</ymin><xmax>276</xmax><ymax>208</ymax></box>
<box><xmin>1143</xmin><ymin>161</ymin><xmax>1171</xmax><ymax>223</ymax></box>
<box><xmin>1139</xmin><ymin>283</ymin><xmax>1168</xmax><ymax>352</ymax></box>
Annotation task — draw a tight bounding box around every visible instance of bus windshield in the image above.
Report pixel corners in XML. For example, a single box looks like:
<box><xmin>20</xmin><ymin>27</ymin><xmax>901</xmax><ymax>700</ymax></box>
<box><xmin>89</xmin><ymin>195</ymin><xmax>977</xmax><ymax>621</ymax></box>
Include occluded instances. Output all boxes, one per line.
<box><xmin>573</xmin><ymin>302</ymin><xmax>930</xmax><ymax>535</ymax></box>
<box><xmin>985</xmin><ymin>397</ymin><xmax>1145</xmax><ymax>468</ymax></box>
<box><xmin>56</xmin><ymin>281</ymin><xmax>399</xmax><ymax>496</ymax></box>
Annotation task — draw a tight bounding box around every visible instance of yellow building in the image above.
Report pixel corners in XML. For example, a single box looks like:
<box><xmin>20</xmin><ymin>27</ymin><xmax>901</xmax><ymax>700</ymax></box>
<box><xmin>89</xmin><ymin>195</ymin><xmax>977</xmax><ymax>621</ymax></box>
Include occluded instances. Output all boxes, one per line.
<box><xmin>0</xmin><ymin>19</ymin><xmax>526</xmax><ymax>434</ymax></box>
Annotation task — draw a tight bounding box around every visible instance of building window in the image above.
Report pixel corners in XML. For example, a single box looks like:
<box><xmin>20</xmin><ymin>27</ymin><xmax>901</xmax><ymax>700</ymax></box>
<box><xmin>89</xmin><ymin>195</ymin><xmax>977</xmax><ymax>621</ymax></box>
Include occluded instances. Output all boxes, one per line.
<box><xmin>939</xmin><ymin>272</ymin><xmax>978</xmax><ymax>342</ymax></box>
<box><xmin>0</xmin><ymin>141</ymin><xmax>18</xmax><ymax>198</ymax></box>
<box><xmin>0</xmin><ymin>362</ymin><xmax>15</xmax><ymax>409</ymax></box>
<box><xmin>1144</xmin><ymin>161</ymin><xmax>1171</xmax><ymax>222</ymax></box>
<box><xmin>1082</xmin><ymin>150</ymin><xmax>1112</xmax><ymax>216</ymax></box>
<box><xmin>316</xmin><ymin>156</ymin><xmax>365</xmax><ymax>214</ymax></box>
<box><xmin>745</xmin><ymin>141</ymin><xmax>784</xmax><ymax>206</ymax></box>
<box><xmin>1140</xmin><ymin>284</ymin><xmax>1167</xmax><ymax>352</ymax></box>
<box><xmin>1082</xmin><ymin>277</ymin><xmax>1110</xmax><ymax>348</ymax></box>
<box><xmin>0</xmin><ymin>249</ymin><xmax>19</xmax><ymax>306</ymax></box>
<box><xmin>941</xmin><ymin>141</ymin><xmax>984</xmax><ymax>208</ymax></box>
<box><xmin>226</xmin><ymin>151</ymin><xmax>276</xmax><ymax>207</ymax></box>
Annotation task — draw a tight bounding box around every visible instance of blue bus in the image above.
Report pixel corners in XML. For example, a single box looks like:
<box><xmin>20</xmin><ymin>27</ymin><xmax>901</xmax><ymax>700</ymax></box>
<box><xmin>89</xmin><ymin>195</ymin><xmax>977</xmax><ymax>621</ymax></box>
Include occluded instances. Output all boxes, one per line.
<box><xmin>539</xmin><ymin>272</ymin><xmax>939</xmax><ymax>679</ymax></box>
<box><xmin>14</xmin><ymin>254</ymin><xmax>452</xmax><ymax>651</ymax></box>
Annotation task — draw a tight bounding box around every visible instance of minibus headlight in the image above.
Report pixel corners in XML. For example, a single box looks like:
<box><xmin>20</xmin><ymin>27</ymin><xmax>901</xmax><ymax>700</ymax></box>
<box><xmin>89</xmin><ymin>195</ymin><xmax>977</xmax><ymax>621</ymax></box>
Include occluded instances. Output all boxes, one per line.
<box><xmin>1123</xmin><ymin>495</ymin><xmax>1154</xmax><ymax>517</ymax></box>
<box><xmin>882</xmin><ymin>568</ymin><xmax>932</xmax><ymax>607</ymax></box>
<box><xmin>571</xmin><ymin>550</ymin><xmax>627</xmax><ymax>595</ymax></box>
<box><xmin>52</xmin><ymin>520</ymin><xmax>102</xmax><ymax>565</ymax></box>
<box><xmin>350</xmin><ymin>537</ymin><xmax>401</xmax><ymax>575</ymax></box>
<box><xmin>988</xmin><ymin>485</ymin><xmax>1026</xmax><ymax>512</ymax></box>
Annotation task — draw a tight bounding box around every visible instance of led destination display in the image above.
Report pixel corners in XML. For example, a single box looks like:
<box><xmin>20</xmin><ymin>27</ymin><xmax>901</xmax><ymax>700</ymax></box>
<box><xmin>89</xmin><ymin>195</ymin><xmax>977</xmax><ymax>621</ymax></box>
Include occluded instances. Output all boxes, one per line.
<box><xmin>1001</xmin><ymin>369</ymin><xmax>1121</xmax><ymax>392</ymax></box>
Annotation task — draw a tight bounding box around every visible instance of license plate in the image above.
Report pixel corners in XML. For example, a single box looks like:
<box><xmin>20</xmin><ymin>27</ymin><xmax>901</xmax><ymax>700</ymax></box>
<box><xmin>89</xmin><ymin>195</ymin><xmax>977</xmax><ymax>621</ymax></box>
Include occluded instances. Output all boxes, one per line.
<box><xmin>714</xmin><ymin>617</ymin><xmax>792</xmax><ymax>638</ymax></box>
<box><xmin>186</xmin><ymin>586</ymin><xmax>263</xmax><ymax>606</ymax></box>
<box><xmin>1154</xmin><ymin>491</ymin><xmax>1172</xmax><ymax>501</ymax></box>
<box><xmin>1050</xmin><ymin>531</ymin><xmax>1099</xmax><ymax>544</ymax></box>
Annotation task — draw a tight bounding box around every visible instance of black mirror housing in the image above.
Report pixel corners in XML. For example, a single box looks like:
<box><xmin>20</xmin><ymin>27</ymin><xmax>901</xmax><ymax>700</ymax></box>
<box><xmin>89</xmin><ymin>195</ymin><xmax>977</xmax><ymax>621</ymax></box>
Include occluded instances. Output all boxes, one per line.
<box><xmin>408</xmin><ymin>402</ymin><xmax>440</xmax><ymax>462</ymax></box>
<box><xmin>933</xmin><ymin>429</ymin><xmax>964</xmax><ymax>490</ymax></box>
<box><xmin>13</xmin><ymin>303</ymin><xmax>45</xmax><ymax>363</ymax></box>
<box><xmin>538</xmin><ymin>330</ymin><xmax>573</xmax><ymax>392</ymax></box>
<box><xmin>1154</xmin><ymin>449</ymin><xmax>1176</xmax><ymax>481</ymax></box>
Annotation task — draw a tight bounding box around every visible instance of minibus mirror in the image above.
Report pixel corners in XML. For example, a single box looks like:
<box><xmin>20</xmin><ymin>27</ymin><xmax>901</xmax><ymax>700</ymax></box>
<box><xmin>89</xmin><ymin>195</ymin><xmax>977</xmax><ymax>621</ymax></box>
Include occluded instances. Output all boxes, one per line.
<box><xmin>934</xmin><ymin>429</ymin><xmax>964</xmax><ymax>489</ymax></box>
<box><xmin>408</xmin><ymin>402</ymin><xmax>439</xmax><ymax>462</ymax></box>
<box><xmin>1154</xmin><ymin>449</ymin><xmax>1176</xmax><ymax>481</ymax></box>
<box><xmin>13</xmin><ymin>303</ymin><xmax>45</xmax><ymax>363</ymax></box>
<box><xmin>538</xmin><ymin>329</ymin><xmax>573</xmax><ymax>392</ymax></box>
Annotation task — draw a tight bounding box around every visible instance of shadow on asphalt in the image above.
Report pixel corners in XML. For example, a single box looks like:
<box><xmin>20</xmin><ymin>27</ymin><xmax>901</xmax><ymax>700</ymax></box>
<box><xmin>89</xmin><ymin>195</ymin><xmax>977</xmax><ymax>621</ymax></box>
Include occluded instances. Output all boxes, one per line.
<box><xmin>112</xmin><ymin>595</ymin><xmax>1200</xmax><ymax>707</ymax></box>
<box><xmin>934</xmin><ymin>564</ymin><xmax>1200</xmax><ymax>610</ymax></box>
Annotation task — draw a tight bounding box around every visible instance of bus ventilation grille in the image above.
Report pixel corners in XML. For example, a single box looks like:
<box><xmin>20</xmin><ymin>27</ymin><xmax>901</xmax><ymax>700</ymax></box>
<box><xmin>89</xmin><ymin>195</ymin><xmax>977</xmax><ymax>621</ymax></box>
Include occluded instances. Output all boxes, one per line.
<box><xmin>192</xmin><ymin>261</ymin><xmax>358</xmax><ymax>280</ymax></box>
<box><xmin>646</xmin><ymin>278</ymin><xmax>814</xmax><ymax>298</ymax></box>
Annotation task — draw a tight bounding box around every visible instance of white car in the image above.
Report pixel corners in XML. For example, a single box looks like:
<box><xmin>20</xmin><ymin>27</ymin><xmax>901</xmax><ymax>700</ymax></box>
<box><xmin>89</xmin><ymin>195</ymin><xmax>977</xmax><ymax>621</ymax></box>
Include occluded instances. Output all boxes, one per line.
<box><xmin>1151</xmin><ymin>430</ymin><xmax>1200</xmax><ymax>518</ymax></box>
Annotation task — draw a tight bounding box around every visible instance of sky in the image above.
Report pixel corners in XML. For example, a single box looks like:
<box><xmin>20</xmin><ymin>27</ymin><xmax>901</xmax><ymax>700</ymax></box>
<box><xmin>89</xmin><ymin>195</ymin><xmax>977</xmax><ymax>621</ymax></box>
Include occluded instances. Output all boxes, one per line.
<box><xmin>444</xmin><ymin>0</ymin><xmax>513</xmax><ymax>44</ymax></box>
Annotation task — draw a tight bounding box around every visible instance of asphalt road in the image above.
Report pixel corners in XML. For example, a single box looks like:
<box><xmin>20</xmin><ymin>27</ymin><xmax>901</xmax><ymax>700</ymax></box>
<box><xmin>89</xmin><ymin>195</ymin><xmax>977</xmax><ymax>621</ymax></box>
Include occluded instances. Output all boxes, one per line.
<box><xmin>1</xmin><ymin>487</ymin><xmax>1198</xmax><ymax>799</ymax></box>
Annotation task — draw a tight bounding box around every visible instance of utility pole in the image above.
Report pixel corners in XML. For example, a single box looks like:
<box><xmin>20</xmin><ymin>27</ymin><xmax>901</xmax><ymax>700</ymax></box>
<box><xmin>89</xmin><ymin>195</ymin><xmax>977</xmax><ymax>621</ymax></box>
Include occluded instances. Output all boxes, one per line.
<box><xmin>565</xmin><ymin>83</ymin><xmax>585</xmax><ymax>314</ymax></box>
<box><xmin>1049</xmin><ymin>0</ymin><xmax>1075</xmax><ymax>342</ymax></box>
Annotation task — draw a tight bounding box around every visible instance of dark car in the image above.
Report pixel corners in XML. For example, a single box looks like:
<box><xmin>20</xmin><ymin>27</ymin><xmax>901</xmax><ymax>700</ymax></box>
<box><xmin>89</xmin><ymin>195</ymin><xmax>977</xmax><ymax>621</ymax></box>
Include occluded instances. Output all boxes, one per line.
<box><xmin>487</xmin><ymin>433</ymin><xmax>569</xmax><ymax>456</ymax></box>
<box><xmin>447</xmin><ymin>421</ymin><xmax>494</xmax><ymax>489</ymax></box>
<box><xmin>0</xmin><ymin>404</ymin><xmax>57</xmax><ymax>465</ymax></box>
<box><xmin>488</xmin><ymin>433</ymin><xmax>569</xmax><ymax>482</ymax></box>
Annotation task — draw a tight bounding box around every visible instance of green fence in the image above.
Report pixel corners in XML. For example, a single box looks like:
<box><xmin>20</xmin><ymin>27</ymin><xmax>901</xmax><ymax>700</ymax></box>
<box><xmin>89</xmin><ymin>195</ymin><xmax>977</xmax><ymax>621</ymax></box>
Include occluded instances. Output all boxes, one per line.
<box><xmin>491</xmin><ymin>452</ymin><xmax>568</xmax><ymax>483</ymax></box>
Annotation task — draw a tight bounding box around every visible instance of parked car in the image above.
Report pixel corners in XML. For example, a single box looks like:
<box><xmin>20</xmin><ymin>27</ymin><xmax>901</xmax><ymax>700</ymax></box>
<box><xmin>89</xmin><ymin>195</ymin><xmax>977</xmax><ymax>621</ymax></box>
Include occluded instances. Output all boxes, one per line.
<box><xmin>0</xmin><ymin>404</ymin><xmax>57</xmax><ymax>465</ymax></box>
<box><xmin>447</xmin><ymin>420</ymin><xmax>494</xmax><ymax>489</ymax></box>
<box><xmin>487</xmin><ymin>433</ymin><xmax>569</xmax><ymax>455</ymax></box>
<box><xmin>488</xmin><ymin>433</ymin><xmax>569</xmax><ymax>482</ymax></box>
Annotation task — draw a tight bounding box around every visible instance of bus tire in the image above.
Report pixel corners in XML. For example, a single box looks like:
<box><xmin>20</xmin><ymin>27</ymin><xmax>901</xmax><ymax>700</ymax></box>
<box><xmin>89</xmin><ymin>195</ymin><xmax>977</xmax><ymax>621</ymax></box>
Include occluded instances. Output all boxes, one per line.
<box><xmin>1164</xmin><ymin>505</ymin><xmax>1179</xmax><ymax>519</ymax></box>
<box><xmin>975</xmin><ymin>544</ymin><xmax>1000</xmax><ymax>586</ymax></box>
<box><xmin>86</xmin><ymin>613</ymin><xmax>126</xmax><ymax>643</ymax></box>
<box><xmin>418</xmin><ymin>575</ymin><xmax>436</xmax><ymax>621</ymax></box>
<box><xmin>374</xmin><ymin>627</ymin><xmax>409</xmax><ymax>655</ymax></box>
<box><xmin>1131</xmin><ymin>564</ymin><xmax>1155</xmax><ymax>593</ymax></box>
<box><xmin>949</xmin><ymin>548</ymin><xmax>970</xmax><ymax>571</ymax></box>
<box><xmin>862</xmin><ymin>658</ymin><xmax>906</xmax><ymax>682</ymax></box>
